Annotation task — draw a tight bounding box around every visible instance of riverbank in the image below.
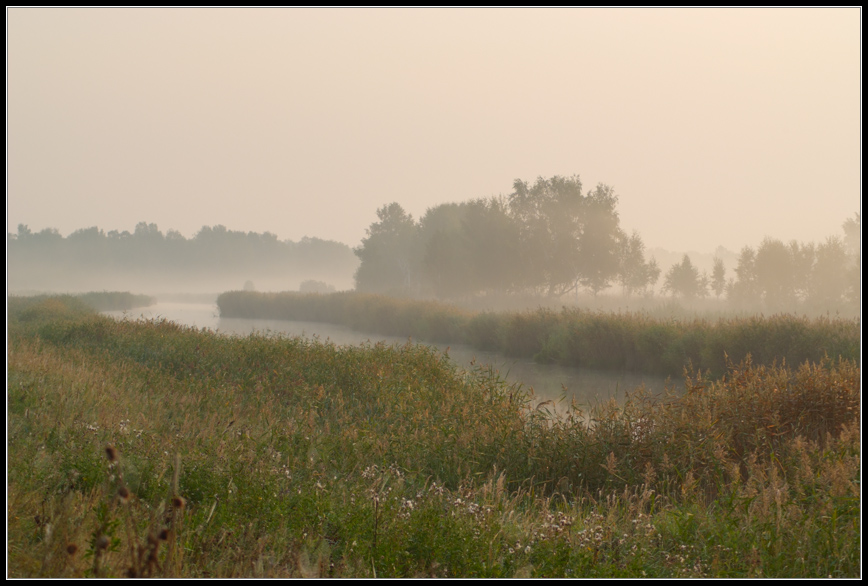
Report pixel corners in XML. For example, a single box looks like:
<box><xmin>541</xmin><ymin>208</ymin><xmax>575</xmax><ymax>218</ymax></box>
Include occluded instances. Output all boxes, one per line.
<box><xmin>8</xmin><ymin>295</ymin><xmax>860</xmax><ymax>577</ymax></box>
<box><xmin>216</xmin><ymin>291</ymin><xmax>860</xmax><ymax>378</ymax></box>
<box><xmin>102</xmin><ymin>300</ymin><xmax>670</xmax><ymax>409</ymax></box>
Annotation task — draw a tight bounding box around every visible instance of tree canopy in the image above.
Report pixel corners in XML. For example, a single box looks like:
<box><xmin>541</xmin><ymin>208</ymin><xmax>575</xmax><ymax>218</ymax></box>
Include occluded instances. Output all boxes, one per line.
<box><xmin>663</xmin><ymin>255</ymin><xmax>706</xmax><ymax>300</ymax></box>
<box><xmin>352</xmin><ymin>175</ymin><xmax>658</xmax><ymax>300</ymax></box>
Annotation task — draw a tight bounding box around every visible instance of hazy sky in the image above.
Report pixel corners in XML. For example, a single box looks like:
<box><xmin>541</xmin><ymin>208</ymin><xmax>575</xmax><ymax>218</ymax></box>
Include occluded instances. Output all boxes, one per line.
<box><xmin>7</xmin><ymin>7</ymin><xmax>861</xmax><ymax>252</ymax></box>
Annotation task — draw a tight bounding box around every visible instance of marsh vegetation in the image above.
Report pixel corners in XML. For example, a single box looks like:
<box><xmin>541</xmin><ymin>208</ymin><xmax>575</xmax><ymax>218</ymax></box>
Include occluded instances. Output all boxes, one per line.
<box><xmin>217</xmin><ymin>291</ymin><xmax>859</xmax><ymax>379</ymax></box>
<box><xmin>8</xmin><ymin>296</ymin><xmax>860</xmax><ymax>577</ymax></box>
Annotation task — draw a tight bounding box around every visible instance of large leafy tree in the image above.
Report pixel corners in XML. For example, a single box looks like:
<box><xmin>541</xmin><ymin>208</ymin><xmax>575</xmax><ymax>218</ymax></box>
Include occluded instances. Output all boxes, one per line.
<box><xmin>418</xmin><ymin>198</ymin><xmax>520</xmax><ymax>298</ymax></box>
<box><xmin>354</xmin><ymin>203</ymin><xmax>420</xmax><ymax>295</ymax></box>
<box><xmin>418</xmin><ymin>203</ymin><xmax>473</xmax><ymax>298</ymax></box>
<box><xmin>507</xmin><ymin>176</ymin><xmax>625</xmax><ymax>296</ymax></box>
<box><xmin>460</xmin><ymin>197</ymin><xmax>520</xmax><ymax>295</ymax></box>
<box><xmin>508</xmin><ymin>175</ymin><xmax>586</xmax><ymax>295</ymax></box>
<box><xmin>575</xmin><ymin>184</ymin><xmax>625</xmax><ymax>296</ymax></box>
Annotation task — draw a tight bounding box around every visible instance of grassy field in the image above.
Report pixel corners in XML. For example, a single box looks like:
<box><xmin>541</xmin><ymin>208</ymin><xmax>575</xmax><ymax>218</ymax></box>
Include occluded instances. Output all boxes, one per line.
<box><xmin>217</xmin><ymin>290</ymin><xmax>860</xmax><ymax>378</ymax></box>
<box><xmin>8</xmin><ymin>296</ymin><xmax>860</xmax><ymax>577</ymax></box>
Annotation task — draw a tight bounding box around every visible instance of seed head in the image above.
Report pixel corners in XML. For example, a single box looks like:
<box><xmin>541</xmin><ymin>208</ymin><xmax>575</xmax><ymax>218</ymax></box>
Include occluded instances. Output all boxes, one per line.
<box><xmin>172</xmin><ymin>496</ymin><xmax>186</xmax><ymax>510</ymax></box>
<box><xmin>105</xmin><ymin>445</ymin><xmax>118</xmax><ymax>462</ymax></box>
<box><xmin>66</xmin><ymin>543</ymin><xmax>79</xmax><ymax>556</ymax></box>
<box><xmin>118</xmin><ymin>485</ymin><xmax>131</xmax><ymax>503</ymax></box>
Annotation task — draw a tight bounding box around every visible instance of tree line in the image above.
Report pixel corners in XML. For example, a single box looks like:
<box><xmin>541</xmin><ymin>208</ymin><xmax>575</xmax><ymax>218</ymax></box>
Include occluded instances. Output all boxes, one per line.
<box><xmin>354</xmin><ymin>175</ymin><xmax>859</xmax><ymax>314</ymax></box>
<box><xmin>8</xmin><ymin>223</ymin><xmax>358</xmax><ymax>292</ymax></box>
<box><xmin>661</xmin><ymin>215</ymin><xmax>859</xmax><ymax>314</ymax></box>
<box><xmin>354</xmin><ymin>175</ymin><xmax>661</xmax><ymax>299</ymax></box>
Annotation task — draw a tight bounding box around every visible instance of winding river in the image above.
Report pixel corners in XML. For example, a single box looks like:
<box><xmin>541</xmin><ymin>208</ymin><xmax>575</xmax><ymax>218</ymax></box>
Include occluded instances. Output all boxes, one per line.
<box><xmin>103</xmin><ymin>302</ymin><xmax>673</xmax><ymax>412</ymax></box>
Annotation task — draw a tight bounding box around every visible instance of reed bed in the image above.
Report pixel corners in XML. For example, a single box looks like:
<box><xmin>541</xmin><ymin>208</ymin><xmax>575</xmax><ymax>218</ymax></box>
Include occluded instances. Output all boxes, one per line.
<box><xmin>217</xmin><ymin>291</ymin><xmax>859</xmax><ymax>377</ymax></box>
<box><xmin>75</xmin><ymin>291</ymin><xmax>156</xmax><ymax>311</ymax></box>
<box><xmin>8</xmin><ymin>291</ymin><xmax>155</xmax><ymax>314</ymax></box>
<box><xmin>8</xmin><ymin>296</ymin><xmax>860</xmax><ymax>577</ymax></box>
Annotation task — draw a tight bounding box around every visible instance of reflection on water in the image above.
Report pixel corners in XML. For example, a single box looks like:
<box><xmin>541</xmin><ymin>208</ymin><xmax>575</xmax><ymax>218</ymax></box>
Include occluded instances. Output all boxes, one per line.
<box><xmin>104</xmin><ymin>302</ymin><xmax>673</xmax><ymax>410</ymax></box>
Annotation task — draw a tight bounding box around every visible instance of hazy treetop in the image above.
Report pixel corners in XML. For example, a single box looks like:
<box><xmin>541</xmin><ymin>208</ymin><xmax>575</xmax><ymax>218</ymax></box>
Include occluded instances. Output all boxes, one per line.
<box><xmin>7</xmin><ymin>7</ymin><xmax>860</xmax><ymax>252</ymax></box>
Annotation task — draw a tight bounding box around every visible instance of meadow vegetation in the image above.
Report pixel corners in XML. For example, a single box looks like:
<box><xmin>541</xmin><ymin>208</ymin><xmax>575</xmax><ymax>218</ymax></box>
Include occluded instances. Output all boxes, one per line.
<box><xmin>216</xmin><ymin>291</ymin><xmax>859</xmax><ymax>378</ymax></box>
<box><xmin>7</xmin><ymin>295</ymin><xmax>860</xmax><ymax>577</ymax></box>
<box><xmin>76</xmin><ymin>292</ymin><xmax>156</xmax><ymax>311</ymax></box>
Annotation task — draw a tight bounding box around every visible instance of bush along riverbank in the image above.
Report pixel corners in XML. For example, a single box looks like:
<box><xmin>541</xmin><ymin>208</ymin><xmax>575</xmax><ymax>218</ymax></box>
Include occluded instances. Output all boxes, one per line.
<box><xmin>8</xmin><ymin>296</ymin><xmax>860</xmax><ymax>577</ymax></box>
<box><xmin>216</xmin><ymin>291</ymin><xmax>859</xmax><ymax>378</ymax></box>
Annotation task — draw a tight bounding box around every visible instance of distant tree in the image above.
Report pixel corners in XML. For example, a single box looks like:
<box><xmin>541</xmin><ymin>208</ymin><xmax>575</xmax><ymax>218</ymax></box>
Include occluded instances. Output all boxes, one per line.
<box><xmin>754</xmin><ymin>238</ymin><xmax>795</xmax><ymax>309</ymax></box>
<box><xmin>727</xmin><ymin>246</ymin><xmax>759</xmax><ymax>307</ymax></box>
<box><xmin>416</xmin><ymin>198</ymin><xmax>521</xmax><ymax>298</ymax></box>
<box><xmin>841</xmin><ymin>213</ymin><xmax>861</xmax><ymax>309</ymax></box>
<box><xmin>7</xmin><ymin>221</ymin><xmax>359</xmax><ymax>293</ymax></box>
<box><xmin>419</xmin><ymin>204</ymin><xmax>471</xmax><ymax>298</ymax></box>
<box><xmin>461</xmin><ymin>197</ymin><xmax>520</xmax><ymax>295</ymax></box>
<box><xmin>134</xmin><ymin>221</ymin><xmax>163</xmax><ymax>240</ymax></box>
<box><xmin>808</xmin><ymin>236</ymin><xmax>849</xmax><ymax>308</ymax></box>
<box><xmin>354</xmin><ymin>203</ymin><xmax>420</xmax><ymax>295</ymax></box>
<box><xmin>710</xmin><ymin>256</ymin><xmax>726</xmax><ymax>299</ymax></box>
<box><xmin>842</xmin><ymin>213</ymin><xmax>860</xmax><ymax>256</ymax></box>
<box><xmin>67</xmin><ymin>226</ymin><xmax>108</xmax><ymax>267</ymax></box>
<box><xmin>618</xmin><ymin>231</ymin><xmax>659</xmax><ymax>297</ymax></box>
<box><xmin>663</xmin><ymin>254</ymin><xmax>705</xmax><ymax>299</ymax></box>
<box><xmin>576</xmin><ymin>184</ymin><xmax>625</xmax><ymax>296</ymax></box>
<box><xmin>349</xmin><ymin>174</ymin><xmax>632</xmax><ymax>299</ymax></box>
<box><xmin>508</xmin><ymin>175</ymin><xmax>587</xmax><ymax>295</ymax></box>
<box><xmin>645</xmin><ymin>257</ymin><xmax>661</xmax><ymax>295</ymax></box>
<box><xmin>844</xmin><ymin>255</ymin><xmax>860</xmax><ymax>309</ymax></box>
<box><xmin>299</xmin><ymin>279</ymin><xmax>335</xmax><ymax>293</ymax></box>
<box><xmin>789</xmin><ymin>241</ymin><xmax>815</xmax><ymax>302</ymax></box>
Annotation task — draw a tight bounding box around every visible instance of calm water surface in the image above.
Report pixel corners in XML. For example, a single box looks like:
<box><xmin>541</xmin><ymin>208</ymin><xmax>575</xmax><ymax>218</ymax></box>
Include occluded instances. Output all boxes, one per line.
<box><xmin>104</xmin><ymin>302</ymin><xmax>673</xmax><ymax>411</ymax></box>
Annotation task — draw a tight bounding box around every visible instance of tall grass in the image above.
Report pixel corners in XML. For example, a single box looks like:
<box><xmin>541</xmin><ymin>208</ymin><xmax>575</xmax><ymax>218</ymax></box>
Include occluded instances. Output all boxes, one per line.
<box><xmin>8</xmin><ymin>296</ymin><xmax>860</xmax><ymax>577</ymax></box>
<box><xmin>217</xmin><ymin>291</ymin><xmax>859</xmax><ymax>377</ymax></box>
